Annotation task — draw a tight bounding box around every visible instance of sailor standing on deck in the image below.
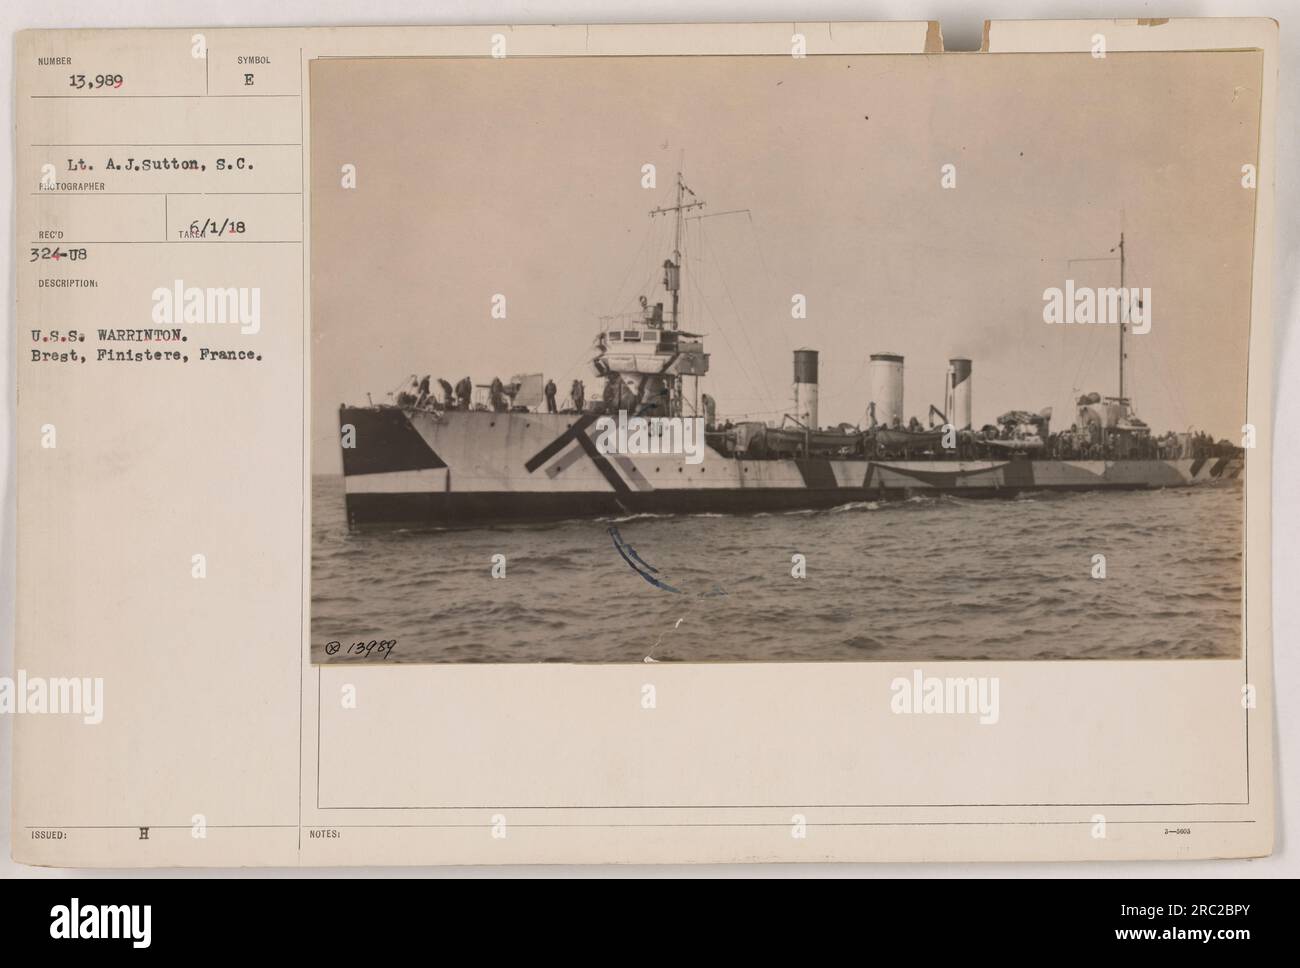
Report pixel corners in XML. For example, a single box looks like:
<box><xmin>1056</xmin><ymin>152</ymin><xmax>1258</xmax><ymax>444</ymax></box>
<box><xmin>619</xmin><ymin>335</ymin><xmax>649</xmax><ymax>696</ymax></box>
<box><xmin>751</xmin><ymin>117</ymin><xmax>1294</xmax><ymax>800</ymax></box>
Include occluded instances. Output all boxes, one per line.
<box><xmin>544</xmin><ymin>379</ymin><xmax>558</xmax><ymax>413</ymax></box>
<box><xmin>490</xmin><ymin>377</ymin><xmax>507</xmax><ymax>412</ymax></box>
<box><xmin>571</xmin><ymin>379</ymin><xmax>585</xmax><ymax>413</ymax></box>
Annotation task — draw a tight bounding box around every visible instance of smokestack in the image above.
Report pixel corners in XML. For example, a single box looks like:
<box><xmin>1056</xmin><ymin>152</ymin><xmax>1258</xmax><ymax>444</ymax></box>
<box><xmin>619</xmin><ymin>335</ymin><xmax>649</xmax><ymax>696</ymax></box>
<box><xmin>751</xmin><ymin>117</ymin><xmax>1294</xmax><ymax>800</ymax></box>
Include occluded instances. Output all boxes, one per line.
<box><xmin>947</xmin><ymin>357</ymin><xmax>972</xmax><ymax>430</ymax></box>
<box><xmin>869</xmin><ymin>353</ymin><xmax>904</xmax><ymax>428</ymax></box>
<box><xmin>793</xmin><ymin>348</ymin><xmax>819</xmax><ymax>430</ymax></box>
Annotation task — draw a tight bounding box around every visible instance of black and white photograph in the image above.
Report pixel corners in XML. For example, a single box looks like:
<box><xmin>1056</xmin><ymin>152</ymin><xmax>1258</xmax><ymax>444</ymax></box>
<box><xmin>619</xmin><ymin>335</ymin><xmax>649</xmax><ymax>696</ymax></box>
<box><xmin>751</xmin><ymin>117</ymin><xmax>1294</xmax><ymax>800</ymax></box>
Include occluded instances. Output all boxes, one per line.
<box><xmin>310</xmin><ymin>51</ymin><xmax>1257</xmax><ymax>664</ymax></box>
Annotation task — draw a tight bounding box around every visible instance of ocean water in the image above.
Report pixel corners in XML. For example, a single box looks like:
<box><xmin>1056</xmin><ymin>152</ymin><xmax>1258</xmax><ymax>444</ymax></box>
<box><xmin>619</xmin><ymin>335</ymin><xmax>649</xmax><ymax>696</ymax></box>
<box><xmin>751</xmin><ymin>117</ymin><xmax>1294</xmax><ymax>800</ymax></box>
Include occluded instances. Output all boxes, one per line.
<box><xmin>310</xmin><ymin>476</ymin><xmax>1243</xmax><ymax>664</ymax></box>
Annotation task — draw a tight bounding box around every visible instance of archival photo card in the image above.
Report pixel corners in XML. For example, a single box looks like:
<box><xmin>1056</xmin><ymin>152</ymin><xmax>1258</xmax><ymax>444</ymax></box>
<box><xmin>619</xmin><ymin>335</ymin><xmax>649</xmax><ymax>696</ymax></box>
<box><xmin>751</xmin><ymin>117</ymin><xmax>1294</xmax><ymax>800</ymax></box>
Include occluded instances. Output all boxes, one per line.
<box><xmin>11</xmin><ymin>18</ymin><xmax>1276</xmax><ymax>869</ymax></box>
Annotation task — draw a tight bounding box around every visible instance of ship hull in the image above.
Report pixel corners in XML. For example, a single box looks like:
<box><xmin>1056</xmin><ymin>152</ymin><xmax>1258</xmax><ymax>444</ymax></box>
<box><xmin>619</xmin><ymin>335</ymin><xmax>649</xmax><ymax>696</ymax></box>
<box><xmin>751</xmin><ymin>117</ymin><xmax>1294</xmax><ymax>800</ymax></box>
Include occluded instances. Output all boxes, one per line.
<box><xmin>338</xmin><ymin>407</ymin><xmax>1244</xmax><ymax>529</ymax></box>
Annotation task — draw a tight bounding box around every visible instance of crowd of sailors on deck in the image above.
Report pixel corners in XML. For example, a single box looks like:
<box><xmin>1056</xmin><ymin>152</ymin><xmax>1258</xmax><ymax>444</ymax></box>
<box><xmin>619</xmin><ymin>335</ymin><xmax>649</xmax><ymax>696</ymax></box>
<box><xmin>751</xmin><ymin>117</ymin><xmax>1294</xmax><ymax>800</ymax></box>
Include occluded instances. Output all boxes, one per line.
<box><xmin>395</xmin><ymin>375</ymin><xmax>586</xmax><ymax>414</ymax></box>
<box><xmin>1040</xmin><ymin>427</ymin><xmax>1237</xmax><ymax>460</ymax></box>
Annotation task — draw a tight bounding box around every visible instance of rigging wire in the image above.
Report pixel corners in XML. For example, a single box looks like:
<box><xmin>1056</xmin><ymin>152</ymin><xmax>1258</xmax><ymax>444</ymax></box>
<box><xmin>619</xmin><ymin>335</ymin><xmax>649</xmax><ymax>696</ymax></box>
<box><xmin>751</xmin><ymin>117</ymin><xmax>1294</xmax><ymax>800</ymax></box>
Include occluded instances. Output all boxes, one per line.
<box><xmin>689</xmin><ymin>235</ymin><xmax>778</xmax><ymax>416</ymax></box>
<box><xmin>686</xmin><ymin>243</ymin><xmax>771</xmax><ymax>415</ymax></box>
<box><xmin>698</xmin><ymin>222</ymin><xmax>783</xmax><ymax>418</ymax></box>
<box><xmin>739</xmin><ymin>209</ymin><xmax>795</xmax><ymax>358</ymax></box>
<box><xmin>1123</xmin><ymin>248</ymin><xmax>1192</xmax><ymax>432</ymax></box>
<box><xmin>601</xmin><ymin>215</ymin><xmax>659</xmax><ymax>317</ymax></box>
<box><xmin>1068</xmin><ymin>323</ymin><xmax>1105</xmax><ymax>399</ymax></box>
<box><xmin>387</xmin><ymin>373</ymin><xmax>418</xmax><ymax>397</ymax></box>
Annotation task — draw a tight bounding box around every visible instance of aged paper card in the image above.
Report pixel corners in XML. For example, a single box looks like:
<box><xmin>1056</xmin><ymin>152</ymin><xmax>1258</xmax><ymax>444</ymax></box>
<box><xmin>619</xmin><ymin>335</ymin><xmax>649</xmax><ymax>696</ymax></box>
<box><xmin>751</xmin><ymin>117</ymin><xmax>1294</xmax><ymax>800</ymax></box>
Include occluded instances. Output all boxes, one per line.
<box><xmin>12</xmin><ymin>18</ymin><xmax>1276</xmax><ymax>866</ymax></box>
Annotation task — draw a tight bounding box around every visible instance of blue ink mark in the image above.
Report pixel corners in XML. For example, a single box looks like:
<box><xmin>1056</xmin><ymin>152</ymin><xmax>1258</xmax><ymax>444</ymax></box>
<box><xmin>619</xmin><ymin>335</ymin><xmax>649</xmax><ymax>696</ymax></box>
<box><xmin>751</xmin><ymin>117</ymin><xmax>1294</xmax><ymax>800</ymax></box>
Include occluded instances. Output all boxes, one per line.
<box><xmin>608</xmin><ymin>526</ymin><xmax>682</xmax><ymax>594</ymax></box>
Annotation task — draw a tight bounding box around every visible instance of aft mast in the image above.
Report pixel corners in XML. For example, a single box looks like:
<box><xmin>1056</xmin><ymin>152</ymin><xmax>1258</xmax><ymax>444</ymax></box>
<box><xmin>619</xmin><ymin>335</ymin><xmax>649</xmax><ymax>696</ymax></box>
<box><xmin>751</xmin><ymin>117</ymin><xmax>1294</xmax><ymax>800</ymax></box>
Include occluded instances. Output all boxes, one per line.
<box><xmin>1118</xmin><ymin>232</ymin><xmax>1127</xmax><ymax>405</ymax></box>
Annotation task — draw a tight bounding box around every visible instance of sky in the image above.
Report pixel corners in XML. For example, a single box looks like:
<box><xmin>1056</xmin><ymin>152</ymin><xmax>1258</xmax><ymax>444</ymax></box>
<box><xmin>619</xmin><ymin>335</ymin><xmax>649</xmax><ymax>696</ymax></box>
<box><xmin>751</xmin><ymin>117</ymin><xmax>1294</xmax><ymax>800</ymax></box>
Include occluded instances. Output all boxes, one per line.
<box><xmin>310</xmin><ymin>50</ymin><xmax>1262</xmax><ymax>473</ymax></box>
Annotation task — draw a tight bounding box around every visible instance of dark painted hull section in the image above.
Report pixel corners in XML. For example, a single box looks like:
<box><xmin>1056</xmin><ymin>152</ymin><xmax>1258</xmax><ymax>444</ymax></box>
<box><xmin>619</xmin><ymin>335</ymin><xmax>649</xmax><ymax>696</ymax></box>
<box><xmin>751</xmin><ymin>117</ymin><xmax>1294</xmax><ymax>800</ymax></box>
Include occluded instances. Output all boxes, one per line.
<box><xmin>340</xmin><ymin>405</ymin><xmax>446</xmax><ymax>476</ymax></box>
<box><xmin>344</xmin><ymin>482</ymin><xmax>1156</xmax><ymax>530</ymax></box>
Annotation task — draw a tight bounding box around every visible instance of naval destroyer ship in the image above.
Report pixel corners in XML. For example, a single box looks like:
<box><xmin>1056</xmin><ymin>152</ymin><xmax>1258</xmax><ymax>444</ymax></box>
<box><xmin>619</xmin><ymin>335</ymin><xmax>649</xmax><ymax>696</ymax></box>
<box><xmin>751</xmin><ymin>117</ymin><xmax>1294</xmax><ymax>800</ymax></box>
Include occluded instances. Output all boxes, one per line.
<box><xmin>336</xmin><ymin>174</ymin><xmax>1243</xmax><ymax>529</ymax></box>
